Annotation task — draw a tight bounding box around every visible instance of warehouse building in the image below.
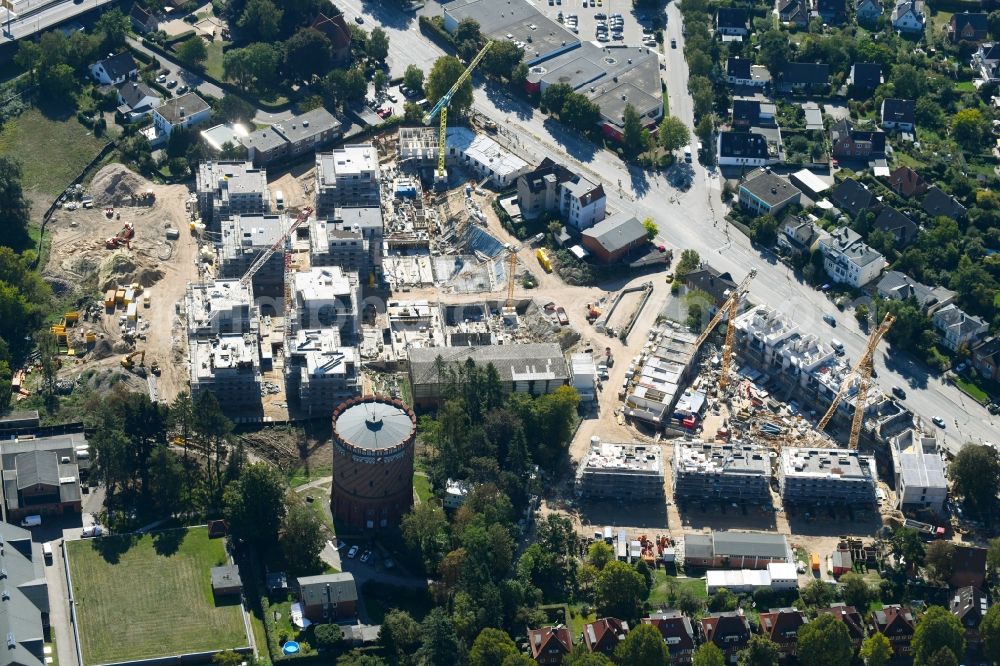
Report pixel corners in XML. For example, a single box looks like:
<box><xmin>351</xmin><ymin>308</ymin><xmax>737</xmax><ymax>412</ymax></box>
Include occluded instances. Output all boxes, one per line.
<box><xmin>672</xmin><ymin>440</ymin><xmax>771</xmax><ymax>505</ymax></box>
<box><xmin>682</xmin><ymin>530</ymin><xmax>792</xmax><ymax>569</ymax></box>
<box><xmin>890</xmin><ymin>429</ymin><xmax>947</xmax><ymax>514</ymax></box>
<box><xmin>407</xmin><ymin>343</ymin><xmax>568</xmax><ymax>406</ymax></box>
<box><xmin>576</xmin><ymin>439</ymin><xmax>664</xmax><ymax>501</ymax></box>
<box><xmin>196</xmin><ymin>160</ymin><xmax>270</xmax><ymax>227</ymax></box>
<box><xmin>778</xmin><ymin>447</ymin><xmax>877</xmax><ymax>507</ymax></box>
<box><xmin>705</xmin><ymin>563</ymin><xmax>798</xmax><ymax>594</ymax></box>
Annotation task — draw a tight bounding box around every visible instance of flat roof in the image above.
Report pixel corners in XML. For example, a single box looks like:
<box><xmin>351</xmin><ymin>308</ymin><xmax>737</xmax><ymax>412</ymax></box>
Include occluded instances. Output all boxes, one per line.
<box><xmin>317</xmin><ymin>144</ymin><xmax>377</xmax><ymax>184</ymax></box>
<box><xmin>674</xmin><ymin>441</ymin><xmax>769</xmax><ymax>476</ymax></box>
<box><xmin>444</xmin><ymin>0</ymin><xmax>580</xmax><ymax>62</ymax></box>
<box><xmin>790</xmin><ymin>168</ymin><xmax>829</xmax><ymax>194</ymax></box>
<box><xmin>781</xmin><ymin>447</ymin><xmax>876</xmax><ymax>481</ymax></box>
<box><xmin>409</xmin><ymin>343</ymin><xmax>568</xmax><ymax>384</ymax></box>
<box><xmin>201</xmin><ymin>123</ymin><xmax>250</xmax><ymax>152</ymax></box>
<box><xmin>579</xmin><ymin>441</ymin><xmax>664</xmax><ymax>475</ymax></box>
<box><xmin>447</xmin><ymin>127</ymin><xmax>529</xmax><ymax>178</ymax></box>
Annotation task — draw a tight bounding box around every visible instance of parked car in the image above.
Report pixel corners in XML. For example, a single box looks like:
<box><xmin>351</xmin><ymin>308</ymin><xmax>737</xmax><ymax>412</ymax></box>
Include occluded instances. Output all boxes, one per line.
<box><xmin>892</xmin><ymin>386</ymin><xmax>907</xmax><ymax>399</ymax></box>
<box><xmin>355</xmin><ymin>15</ymin><xmax>364</xmax><ymax>23</ymax></box>
<box><xmin>347</xmin><ymin>545</ymin><xmax>359</xmax><ymax>558</ymax></box>
<box><xmin>360</xmin><ymin>550</ymin><xmax>372</xmax><ymax>563</ymax></box>
<box><xmin>19</xmin><ymin>515</ymin><xmax>40</xmax><ymax>528</ymax></box>
<box><xmin>42</xmin><ymin>543</ymin><xmax>53</xmax><ymax>564</ymax></box>
<box><xmin>671</xmin><ymin>38</ymin><xmax>677</xmax><ymax>48</ymax></box>
<box><xmin>166</xmin><ymin>80</ymin><xmax>178</xmax><ymax>89</ymax></box>
<box><xmin>156</xmin><ymin>74</ymin><xmax>168</xmax><ymax>83</ymax></box>
<box><xmin>82</xmin><ymin>525</ymin><xmax>104</xmax><ymax>538</ymax></box>
<box><xmin>932</xmin><ymin>416</ymin><xmax>946</xmax><ymax>428</ymax></box>
<box><xmin>823</xmin><ymin>314</ymin><xmax>837</xmax><ymax>326</ymax></box>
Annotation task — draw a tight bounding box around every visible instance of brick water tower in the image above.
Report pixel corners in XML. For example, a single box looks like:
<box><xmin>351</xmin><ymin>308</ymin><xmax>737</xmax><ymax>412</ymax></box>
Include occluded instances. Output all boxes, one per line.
<box><xmin>330</xmin><ymin>395</ymin><xmax>416</xmax><ymax>529</ymax></box>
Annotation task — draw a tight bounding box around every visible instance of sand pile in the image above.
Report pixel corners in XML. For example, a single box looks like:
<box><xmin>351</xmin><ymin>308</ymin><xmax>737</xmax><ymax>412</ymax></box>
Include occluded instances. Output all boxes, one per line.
<box><xmin>97</xmin><ymin>251</ymin><xmax>165</xmax><ymax>290</ymax></box>
<box><xmin>91</xmin><ymin>164</ymin><xmax>151</xmax><ymax>206</ymax></box>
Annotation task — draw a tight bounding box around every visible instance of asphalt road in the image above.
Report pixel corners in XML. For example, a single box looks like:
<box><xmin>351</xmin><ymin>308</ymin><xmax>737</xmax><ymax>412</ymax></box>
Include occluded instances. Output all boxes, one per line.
<box><xmin>330</xmin><ymin>0</ymin><xmax>444</xmax><ymax>79</ymax></box>
<box><xmin>367</xmin><ymin>0</ymin><xmax>997</xmax><ymax>453</ymax></box>
<box><xmin>0</xmin><ymin>0</ymin><xmax>113</xmax><ymax>43</ymax></box>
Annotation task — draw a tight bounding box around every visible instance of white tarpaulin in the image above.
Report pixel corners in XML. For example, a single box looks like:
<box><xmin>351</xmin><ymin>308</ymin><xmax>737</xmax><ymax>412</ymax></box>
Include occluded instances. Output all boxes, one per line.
<box><xmin>290</xmin><ymin>602</ymin><xmax>311</xmax><ymax>629</ymax></box>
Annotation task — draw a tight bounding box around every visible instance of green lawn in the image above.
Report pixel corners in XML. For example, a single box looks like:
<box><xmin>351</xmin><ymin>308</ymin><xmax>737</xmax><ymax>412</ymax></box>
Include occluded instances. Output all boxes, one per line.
<box><xmin>955</xmin><ymin>376</ymin><xmax>990</xmax><ymax>404</ymax></box>
<box><xmin>647</xmin><ymin>571</ymin><xmax>708</xmax><ymax>607</ymax></box>
<box><xmin>954</xmin><ymin>81</ymin><xmax>976</xmax><ymax>93</ymax></box>
<box><xmin>203</xmin><ymin>40</ymin><xmax>229</xmax><ymax>83</ymax></box>
<box><xmin>67</xmin><ymin>527</ymin><xmax>248</xmax><ymax>664</ymax></box>
<box><xmin>414</xmin><ymin>472</ymin><xmax>433</xmax><ymax>504</ymax></box>
<box><xmin>0</xmin><ymin>107</ymin><xmax>109</xmax><ymax>197</ymax></box>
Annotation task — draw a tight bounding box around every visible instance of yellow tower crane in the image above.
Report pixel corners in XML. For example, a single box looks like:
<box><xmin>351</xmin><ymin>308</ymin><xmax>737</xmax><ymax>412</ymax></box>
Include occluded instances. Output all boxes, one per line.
<box><xmin>423</xmin><ymin>42</ymin><xmax>493</xmax><ymax>189</ymax></box>
<box><xmin>816</xmin><ymin>312</ymin><xmax>896</xmax><ymax>449</ymax></box>
<box><xmin>692</xmin><ymin>269</ymin><xmax>756</xmax><ymax>393</ymax></box>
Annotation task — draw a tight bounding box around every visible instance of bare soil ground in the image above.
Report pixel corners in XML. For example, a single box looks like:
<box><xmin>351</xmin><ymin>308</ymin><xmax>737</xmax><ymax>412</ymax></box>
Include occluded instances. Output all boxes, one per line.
<box><xmin>268</xmin><ymin>163</ymin><xmax>315</xmax><ymax>212</ymax></box>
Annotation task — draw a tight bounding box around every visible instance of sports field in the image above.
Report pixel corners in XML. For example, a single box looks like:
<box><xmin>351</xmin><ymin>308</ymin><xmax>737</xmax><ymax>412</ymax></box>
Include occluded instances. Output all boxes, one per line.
<box><xmin>67</xmin><ymin>526</ymin><xmax>248</xmax><ymax>664</ymax></box>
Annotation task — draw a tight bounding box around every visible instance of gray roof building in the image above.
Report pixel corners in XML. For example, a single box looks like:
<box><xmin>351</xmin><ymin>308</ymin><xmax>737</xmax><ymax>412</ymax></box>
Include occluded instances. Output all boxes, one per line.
<box><xmin>876</xmin><ymin>271</ymin><xmax>955</xmax><ymax>312</ymax></box>
<box><xmin>779</xmin><ymin>447</ymin><xmax>877</xmax><ymax>506</ymax></box>
<box><xmin>738</xmin><ymin>170</ymin><xmax>802</xmax><ymax>216</ymax></box>
<box><xmin>922</xmin><ymin>185</ymin><xmax>967</xmax><ymax>219</ymax></box>
<box><xmin>298</xmin><ymin>572</ymin><xmax>358</xmax><ymax>607</ymax></box>
<box><xmin>673</xmin><ymin>441</ymin><xmax>771</xmax><ymax>504</ymax></box>
<box><xmin>0</xmin><ymin>522</ymin><xmax>49</xmax><ymax>666</ymax></box>
<box><xmin>1</xmin><ymin>435</ymin><xmax>86</xmax><ymax>519</ymax></box>
<box><xmin>580</xmin><ymin>213</ymin><xmax>647</xmax><ymax>259</ymax></box>
<box><xmin>155</xmin><ymin>92</ymin><xmax>210</xmax><ymax>124</ymax></box>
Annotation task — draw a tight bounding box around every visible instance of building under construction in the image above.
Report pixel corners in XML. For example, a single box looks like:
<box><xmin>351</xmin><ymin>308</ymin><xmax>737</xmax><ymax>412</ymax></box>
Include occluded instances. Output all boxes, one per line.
<box><xmin>672</xmin><ymin>440</ymin><xmax>771</xmax><ymax>505</ymax></box>
<box><xmin>576</xmin><ymin>439</ymin><xmax>664</xmax><ymax>502</ymax></box>
<box><xmin>315</xmin><ymin>145</ymin><xmax>380</xmax><ymax>215</ymax></box>
<box><xmin>778</xmin><ymin>447</ymin><xmax>877</xmax><ymax>507</ymax></box>
<box><xmin>310</xmin><ymin>207</ymin><xmax>384</xmax><ymax>282</ymax></box>
<box><xmin>284</xmin><ymin>328</ymin><xmax>360</xmax><ymax>417</ymax></box>
<box><xmin>625</xmin><ymin>324</ymin><xmax>701</xmax><ymax>427</ymax></box>
<box><xmin>218</xmin><ymin>214</ymin><xmax>294</xmax><ymax>295</ymax></box>
<box><xmin>195</xmin><ymin>160</ymin><xmax>270</xmax><ymax>227</ymax></box>
<box><xmin>290</xmin><ymin>267</ymin><xmax>361</xmax><ymax>340</ymax></box>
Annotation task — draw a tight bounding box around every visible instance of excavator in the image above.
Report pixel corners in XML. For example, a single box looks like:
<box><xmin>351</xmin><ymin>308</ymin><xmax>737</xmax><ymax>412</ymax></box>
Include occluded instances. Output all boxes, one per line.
<box><xmin>120</xmin><ymin>350</ymin><xmax>145</xmax><ymax>372</ymax></box>
<box><xmin>106</xmin><ymin>222</ymin><xmax>135</xmax><ymax>250</ymax></box>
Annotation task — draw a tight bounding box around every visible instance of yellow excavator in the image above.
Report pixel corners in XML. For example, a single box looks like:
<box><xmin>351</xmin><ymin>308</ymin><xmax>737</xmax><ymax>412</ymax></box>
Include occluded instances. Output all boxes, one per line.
<box><xmin>121</xmin><ymin>350</ymin><xmax>145</xmax><ymax>371</ymax></box>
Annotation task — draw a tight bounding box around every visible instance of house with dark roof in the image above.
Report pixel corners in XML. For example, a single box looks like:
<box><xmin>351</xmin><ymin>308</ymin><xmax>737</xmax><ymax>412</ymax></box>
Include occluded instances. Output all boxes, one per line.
<box><xmin>819</xmin><ymin>226</ymin><xmax>886</xmax><ymax>287</ymax></box>
<box><xmin>881</xmin><ymin>98</ymin><xmax>916</xmax><ymax>131</ymax></box>
<box><xmin>973</xmin><ymin>43</ymin><xmax>1000</xmax><ymax>82</ymax></box>
<box><xmin>830</xmin><ymin>119</ymin><xmax>886</xmax><ymax>159</ymax></box>
<box><xmin>682</xmin><ymin>530</ymin><xmax>791</xmax><ymax>568</ymax></box>
<box><xmin>528</xmin><ymin>625</ymin><xmax>573</xmax><ymax>664</ymax></box>
<box><xmin>972</xmin><ymin>336</ymin><xmax>1000</xmax><ymax>381</ymax></box>
<box><xmin>779</xmin><ymin>0</ymin><xmax>810</xmax><ymax>27</ymax></box>
<box><xmin>779</xmin><ymin>215</ymin><xmax>828</xmax><ymax>256</ymax></box>
<box><xmin>1</xmin><ymin>443</ymin><xmax>82</xmax><ymax>521</ymax></box>
<box><xmin>700</xmin><ymin>611</ymin><xmax>752</xmax><ymax>661</ymax></box>
<box><xmin>857</xmin><ymin>0</ymin><xmax>883</xmax><ymax>23</ymax></box>
<box><xmin>738</xmin><ymin>170</ymin><xmax>801</xmax><ymax>216</ymax></box>
<box><xmin>817</xmin><ymin>0</ymin><xmax>847</xmax><ymax>24</ymax></box>
<box><xmin>830</xmin><ymin>178</ymin><xmax>879</xmax><ymax>218</ymax></box>
<box><xmin>950</xmin><ymin>12</ymin><xmax>988</xmax><ymax>43</ymax></box>
<box><xmin>580</xmin><ymin>212</ymin><xmax>648</xmax><ymax>263</ymax></box>
<box><xmin>718</xmin><ymin>131</ymin><xmax>777</xmax><ymax>167</ymax></box>
<box><xmin>934</xmin><ymin>304</ymin><xmax>989</xmax><ymax>352</ymax></box>
<box><xmin>515</xmin><ymin>158</ymin><xmax>606</xmax><ymax>230</ymax></box>
<box><xmin>871</xmin><ymin>605</ymin><xmax>916</xmax><ymax>658</ymax></box>
<box><xmin>311</xmin><ymin>12</ymin><xmax>353</xmax><ymax>63</ymax></box>
<box><xmin>922</xmin><ymin>185</ymin><xmax>967</xmax><ymax>219</ymax></box>
<box><xmin>777</xmin><ymin>63</ymin><xmax>830</xmax><ymax>93</ymax></box>
<box><xmin>129</xmin><ymin>3</ymin><xmax>159</xmax><ymax>34</ymax></box>
<box><xmin>717</xmin><ymin>7</ymin><xmax>749</xmax><ymax>36</ymax></box>
<box><xmin>758</xmin><ymin>608</ymin><xmax>807</xmax><ymax>660</ymax></box>
<box><xmin>950</xmin><ymin>586</ymin><xmax>989</xmax><ymax>645</ymax></box>
<box><xmin>732</xmin><ymin>99</ymin><xmax>777</xmax><ymax>128</ymax></box>
<box><xmin>117</xmin><ymin>81</ymin><xmax>162</xmax><ymax>121</ymax></box>
<box><xmin>89</xmin><ymin>52</ymin><xmax>137</xmax><ymax>85</ymax></box>
<box><xmin>892</xmin><ymin>0</ymin><xmax>926</xmax><ymax>34</ymax></box>
<box><xmin>684</xmin><ymin>266</ymin><xmax>738</xmax><ymax>307</ymax></box>
<box><xmin>582</xmin><ymin>618</ymin><xmax>629</xmax><ymax>656</ymax></box>
<box><xmin>727</xmin><ymin>57</ymin><xmax>752</xmax><ymax>85</ymax></box>
<box><xmin>211</xmin><ymin>565</ymin><xmax>243</xmax><ymax>598</ymax></box>
<box><xmin>817</xmin><ymin>604</ymin><xmax>866</xmax><ymax>649</ymax></box>
<box><xmin>152</xmin><ymin>92</ymin><xmax>212</xmax><ymax>142</ymax></box>
<box><xmin>887</xmin><ymin>166</ymin><xmax>928</xmax><ymax>198</ymax></box>
<box><xmin>643</xmin><ymin>611</ymin><xmax>696</xmax><ymax>664</ymax></box>
<box><xmin>949</xmin><ymin>545</ymin><xmax>988</xmax><ymax>589</ymax></box>
<box><xmin>872</xmin><ymin>206</ymin><xmax>918</xmax><ymax>247</ymax></box>
<box><xmin>297</xmin><ymin>572</ymin><xmax>357</xmax><ymax>621</ymax></box>
<box><xmin>848</xmin><ymin>63</ymin><xmax>883</xmax><ymax>98</ymax></box>
<box><xmin>0</xmin><ymin>522</ymin><xmax>49</xmax><ymax>666</ymax></box>
<box><xmin>876</xmin><ymin>271</ymin><xmax>955</xmax><ymax>313</ymax></box>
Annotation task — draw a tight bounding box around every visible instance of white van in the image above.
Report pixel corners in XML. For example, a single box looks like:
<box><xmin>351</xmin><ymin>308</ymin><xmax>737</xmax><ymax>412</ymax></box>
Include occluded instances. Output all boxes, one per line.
<box><xmin>831</xmin><ymin>339</ymin><xmax>845</xmax><ymax>355</ymax></box>
<box><xmin>20</xmin><ymin>515</ymin><xmax>41</xmax><ymax>528</ymax></box>
<box><xmin>683</xmin><ymin>146</ymin><xmax>692</xmax><ymax>163</ymax></box>
<box><xmin>274</xmin><ymin>190</ymin><xmax>285</xmax><ymax>210</ymax></box>
<box><xmin>42</xmin><ymin>543</ymin><xmax>53</xmax><ymax>564</ymax></box>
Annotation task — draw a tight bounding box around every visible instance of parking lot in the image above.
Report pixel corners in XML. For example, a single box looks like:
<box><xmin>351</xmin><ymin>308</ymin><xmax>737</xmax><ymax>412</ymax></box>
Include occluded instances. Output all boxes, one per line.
<box><xmin>536</xmin><ymin>0</ymin><xmax>657</xmax><ymax>48</ymax></box>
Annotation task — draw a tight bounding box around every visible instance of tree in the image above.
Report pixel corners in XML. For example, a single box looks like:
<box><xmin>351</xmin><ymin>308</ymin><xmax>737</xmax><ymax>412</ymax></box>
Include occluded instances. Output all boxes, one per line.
<box><xmin>338</xmin><ymin>653</ymin><xmax>388</xmax><ymax>666</ymax></box>
<box><xmin>223</xmin><ymin>463</ymin><xmax>286</xmax><ymax>547</ymax></box>
<box><xmin>797</xmin><ymin>613</ymin><xmax>853</xmax><ymax>666</ymax></box>
<box><xmin>695</xmin><ymin>114</ymin><xmax>715</xmax><ymax>152</ymax></box>
<box><xmin>94</xmin><ymin>8</ymin><xmax>130</xmax><ymax>50</ymax></box>
<box><xmin>403</xmin><ymin>65</ymin><xmax>425</xmax><ymax>94</ymax></box>
<box><xmin>749</xmin><ymin>215</ymin><xmax>779</xmax><ymax>245</ymax></box>
<box><xmin>988</xmin><ymin>536</ymin><xmax>1000</xmax><ymax>579</ymax></box>
<box><xmin>212</xmin><ymin>651</ymin><xmax>243</xmax><ymax>666</ymax></box>
<box><xmin>224</xmin><ymin>43</ymin><xmax>281</xmax><ymax>92</ymax></box>
<box><xmin>401</xmin><ymin>501</ymin><xmax>449</xmax><ymax>571</ymax></box>
<box><xmin>416</xmin><ymin>608</ymin><xmax>461</xmax><ymax>666</ymax></box>
<box><xmin>924</xmin><ymin>541</ymin><xmax>956</xmax><ymax>583</ymax></box>
<box><xmin>323</xmin><ymin>67</ymin><xmax>367</xmax><ymax>109</ymax></box>
<box><xmin>912</xmin><ymin>606</ymin><xmax>965</xmax><ymax>666</ymax></box>
<box><xmin>593</xmin><ymin>560</ymin><xmax>646</xmax><ymax>621</ymax></box>
<box><xmin>891</xmin><ymin>63</ymin><xmax>924</xmax><ymax>99</ymax></box>
<box><xmin>686</xmin><ymin>301</ymin><xmax>704</xmax><ymax>332</ymax></box>
<box><xmin>614</xmin><ymin>623</ymin><xmax>670</xmax><ymax>666</ymax></box>
<box><xmin>559</xmin><ymin>93</ymin><xmax>600</xmax><ymax>134</ymax></box>
<box><xmin>758</xmin><ymin>30</ymin><xmax>790</xmax><ymax>73</ymax></box>
<box><xmin>0</xmin><ymin>157</ymin><xmax>31</xmax><ymax>252</ymax></box>
<box><xmin>374</xmin><ymin>70</ymin><xmax>389</xmax><ymax>95</ymax></box>
<box><xmin>839</xmin><ymin>572</ymin><xmax>871</xmax><ymax>610</ymax></box>
<box><xmin>659</xmin><ymin>116</ymin><xmax>690</xmax><ymax>152</ymax></box>
<box><xmin>41</xmin><ymin>62</ymin><xmax>76</xmax><ymax>99</ymax></box>
<box><xmin>708</xmin><ymin>587</ymin><xmax>738</xmax><ymax>612</ymax></box>
<box><xmin>694</xmin><ymin>642</ymin><xmax>726</xmax><ymax>666</ymax></box>
<box><xmin>238</xmin><ymin>0</ymin><xmax>283</xmax><ymax>41</ymax></box>
<box><xmin>587</xmin><ymin>541</ymin><xmax>614</xmax><ymax>569</ymax></box>
<box><xmin>281</xmin><ymin>503</ymin><xmax>324</xmax><ymax>574</ymax></box>
<box><xmin>926</xmin><ymin>649</ymin><xmax>958</xmax><ymax>666</ymax></box>
<box><xmin>677</xmin><ymin>586</ymin><xmax>702</xmax><ymax>615</ymax></box>
<box><xmin>470</xmin><ymin>628</ymin><xmax>519</xmax><ymax>666</ymax></box>
<box><xmin>482</xmin><ymin>40</ymin><xmax>524</xmax><ymax>79</ymax></box>
<box><xmin>949</xmin><ymin>444</ymin><xmax>1000</xmax><ymax>515</ymax></box>
<box><xmin>952</xmin><ymin>108</ymin><xmax>988</xmax><ymax>151</ymax></box>
<box><xmin>541</xmin><ymin>83</ymin><xmax>573</xmax><ymax>115</ymax></box>
<box><xmin>800</xmin><ymin>579</ymin><xmax>833</xmax><ymax>608</ymax></box>
<box><xmin>426</xmin><ymin>56</ymin><xmax>474</xmax><ymax>117</ymax></box>
<box><xmin>860</xmin><ymin>632</ymin><xmax>892</xmax><ymax>666</ymax></box>
<box><xmin>891</xmin><ymin>527</ymin><xmax>926</xmax><ymax>567</ymax></box>
<box><xmin>176</xmin><ymin>36</ymin><xmax>208</xmax><ymax>68</ymax></box>
<box><xmin>284</xmin><ymin>28</ymin><xmax>331</xmax><ymax>81</ymax></box>
<box><xmin>368</xmin><ymin>27</ymin><xmax>390</xmax><ymax>61</ymax></box>
<box><xmin>738</xmin><ymin>634</ymin><xmax>780</xmax><ymax>666</ymax></box>
<box><xmin>314</xmin><ymin>623</ymin><xmax>343</xmax><ymax>650</ymax></box>
<box><xmin>981</xmin><ymin>603</ymin><xmax>1000</xmax><ymax>664</ymax></box>
<box><xmin>621</xmin><ymin>104</ymin><xmax>648</xmax><ymax>157</ymax></box>
<box><xmin>379</xmin><ymin>610</ymin><xmax>421</xmax><ymax>664</ymax></box>
<box><xmin>642</xmin><ymin>218</ymin><xmax>659</xmax><ymax>241</ymax></box>
<box><xmin>676</xmin><ymin>249</ymin><xmax>701</xmax><ymax>277</ymax></box>
<box><xmin>564</xmin><ymin>645</ymin><xmax>614</xmax><ymax>666</ymax></box>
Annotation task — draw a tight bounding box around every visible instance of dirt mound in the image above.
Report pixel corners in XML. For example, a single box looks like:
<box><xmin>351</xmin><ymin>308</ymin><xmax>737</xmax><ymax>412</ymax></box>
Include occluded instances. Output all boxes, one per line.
<box><xmin>97</xmin><ymin>251</ymin><xmax>165</xmax><ymax>290</ymax></box>
<box><xmin>91</xmin><ymin>340</ymin><xmax>113</xmax><ymax>360</ymax></box>
<box><xmin>91</xmin><ymin>164</ymin><xmax>150</xmax><ymax>206</ymax></box>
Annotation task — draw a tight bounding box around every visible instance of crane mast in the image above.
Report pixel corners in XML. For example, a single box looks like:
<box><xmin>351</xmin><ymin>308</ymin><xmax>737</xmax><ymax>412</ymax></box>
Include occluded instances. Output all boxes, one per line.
<box><xmin>816</xmin><ymin>312</ymin><xmax>895</xmax><ymax>448</ymax></box>
<box><xmin>692</xmin><ymin>269</ymin><xmax>756</xmax><ymax>392</ymax></box>
<box><xmin>423</xmin><ymin>41</ymin><xmax>493</xmax><ymax>188</ymax></box>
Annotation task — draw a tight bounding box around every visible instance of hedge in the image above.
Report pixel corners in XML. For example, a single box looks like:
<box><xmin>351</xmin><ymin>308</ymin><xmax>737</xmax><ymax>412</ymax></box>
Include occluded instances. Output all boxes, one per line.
<box><xmin>418</xmin><ymin>15</ymin><xmax>456</xmax><ymax>51</ymax></box>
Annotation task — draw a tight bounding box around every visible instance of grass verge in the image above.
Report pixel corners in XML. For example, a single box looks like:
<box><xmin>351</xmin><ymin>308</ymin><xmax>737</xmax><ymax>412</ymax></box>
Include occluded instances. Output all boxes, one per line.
<box><xmin>647</xmin><ymin>570</ymin><xmax>708</xmax><ymax>607</ymax></box>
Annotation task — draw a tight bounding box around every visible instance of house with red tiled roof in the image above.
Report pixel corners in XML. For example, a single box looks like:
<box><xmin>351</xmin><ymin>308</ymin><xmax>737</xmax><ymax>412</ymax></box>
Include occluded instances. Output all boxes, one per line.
<box><xmin>758</xmin><ymin>608</ymin><xmax>807</xmax><ymax>661</ymax></box>
<box><xmin>528</xmin><ymin>626</ymin><xmax>573</xmax><ymax>664</ymax></box>
<box><xmin>582</xmin><ymin>618</ymin><xmax>629</xmax><ymax>657</ymax></box>
<box><xmin>643</xmin><ymin>611</ymin><xmax>696</xmax><ymax>664</ymax></box>
<box><xmin>311</xmin><ymin>12</ymin><xmax>353</xmax><ymax>64</ymax></box>
<box><xmin>816</xmin><ymin>604</ymin><xmax>866</xmax><ymax>649</ymax></box>
<box><xmin>950</xmin><ymin>545</ymin><xmax>987</xmax><ymax>589</ymax></box>
<box><xmin>871</xmin><ymin>604</ymin><xmax>916</xmax><ymax>658</ymax></box>
<box><xmin>887</xmin><ymin>166</ymin><xmax>928</xmax><ymax>198</ymax></box>
<box><xmin>700</xmin><ymin>611</ymin><xmax>752</xmax><ymax>662</ymax></box>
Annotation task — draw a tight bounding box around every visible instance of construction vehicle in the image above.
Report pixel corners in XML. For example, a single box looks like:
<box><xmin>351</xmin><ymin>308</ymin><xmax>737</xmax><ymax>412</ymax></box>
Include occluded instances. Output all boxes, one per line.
<box><xmin>536</xmin><ymin>248</ymin><xmax>552</xmax><ymax>273</ymax></box>
<box><xmin>423</xmin><ymin>41</ymin><xmax>493</xmax><ymax>188</ymax></box>
<box><xmin>105</xmin><ymin>222</ymin><xmax>134</xmax><ymax>249</ymax></box>
<box><xmin>150</xmin><ymin>360</ymin><xmax>160</xmax><ymax>375</ymax></box>
<box><xmin>817</xmin><ymin>312</ymin><xmax>895</xmax><ymax>449</ymax></box>
<box><xmin>692</xmin><ymin>270</ymin><xmax>757</xmax><ymax>393</ymax></box>
<box><xmin>121</xmin><ymin>350</ymin><xmax>145</xmax><ymax>371</ymax></box>
<box><xmin>239</xmin><ymin>207</ymin><xmax>313</xmax><ymax>288</ymax></box>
